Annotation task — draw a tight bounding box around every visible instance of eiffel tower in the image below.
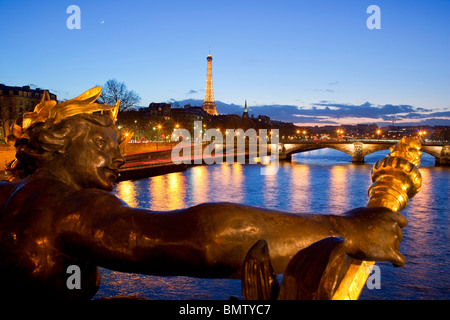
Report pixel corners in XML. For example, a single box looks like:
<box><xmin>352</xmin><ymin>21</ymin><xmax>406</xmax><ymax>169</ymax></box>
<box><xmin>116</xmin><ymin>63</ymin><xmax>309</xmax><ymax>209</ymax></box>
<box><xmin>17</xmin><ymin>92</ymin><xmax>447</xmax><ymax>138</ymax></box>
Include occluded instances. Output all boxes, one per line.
<box><xmin>202</xmin><ymin>51</ymin><xmax>218</xmax><ymax>115</ymax></box>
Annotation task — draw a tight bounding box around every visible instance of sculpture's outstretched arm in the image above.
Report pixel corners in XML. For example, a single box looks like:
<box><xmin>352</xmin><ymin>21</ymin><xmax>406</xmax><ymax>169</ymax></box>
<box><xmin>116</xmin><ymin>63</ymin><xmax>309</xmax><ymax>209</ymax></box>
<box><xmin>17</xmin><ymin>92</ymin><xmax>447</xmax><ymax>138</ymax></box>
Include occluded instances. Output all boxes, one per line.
<box><xmin>54</xmin><ymin>188</ymin><xmax>405</xmax><ymax>279</ymax></box>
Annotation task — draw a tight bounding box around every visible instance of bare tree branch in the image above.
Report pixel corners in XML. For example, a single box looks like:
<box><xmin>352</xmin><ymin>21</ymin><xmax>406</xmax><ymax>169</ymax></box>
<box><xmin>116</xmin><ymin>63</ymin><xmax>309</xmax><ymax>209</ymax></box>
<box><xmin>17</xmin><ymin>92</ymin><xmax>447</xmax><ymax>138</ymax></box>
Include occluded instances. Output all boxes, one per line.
<box><xmin>98</xmin><ymin>79</ymin><xmax>141</xmax><ymax>112</ymax></box>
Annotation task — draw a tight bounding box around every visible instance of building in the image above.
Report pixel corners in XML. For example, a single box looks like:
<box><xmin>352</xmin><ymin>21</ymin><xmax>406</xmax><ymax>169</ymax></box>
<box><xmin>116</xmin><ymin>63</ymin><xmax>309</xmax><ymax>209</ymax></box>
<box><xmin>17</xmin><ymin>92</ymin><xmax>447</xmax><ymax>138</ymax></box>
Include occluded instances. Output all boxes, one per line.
<box><xmin>257</xmin><ymin>115</ymin><xmax>270</xmax><ymax>124</ymax></box>
<box><xmin>0</xmin><ymin>84</ymin><xmax>57</xmax><ymax>140</ymax></box>
<box><xmin>148</xmin><ymin>102</ymin><xmax>171</xmax><ymax>120</ymax></box>
<box><xmin>171</xmin><ymin>104</ymin><xmax>209</xmax><ymax>123</ymax></box>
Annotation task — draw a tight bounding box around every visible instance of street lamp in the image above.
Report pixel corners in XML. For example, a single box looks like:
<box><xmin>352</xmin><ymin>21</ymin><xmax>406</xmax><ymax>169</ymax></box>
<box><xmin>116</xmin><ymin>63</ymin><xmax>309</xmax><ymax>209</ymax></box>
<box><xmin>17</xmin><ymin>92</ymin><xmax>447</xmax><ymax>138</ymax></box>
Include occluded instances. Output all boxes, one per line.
<box><xmin>418</xmin><ymin>130</ymin><xmax>427</xmax><ymax>140</ymax></box>
<box><xmin>134</xmin><ymin>120</ymin><xmax>138</xmax><ymax>142</ymax></box>
<box><xmin>376</xmin><ymin>129</ymin><xmax>381</xmax><ymax>141</ymax></box>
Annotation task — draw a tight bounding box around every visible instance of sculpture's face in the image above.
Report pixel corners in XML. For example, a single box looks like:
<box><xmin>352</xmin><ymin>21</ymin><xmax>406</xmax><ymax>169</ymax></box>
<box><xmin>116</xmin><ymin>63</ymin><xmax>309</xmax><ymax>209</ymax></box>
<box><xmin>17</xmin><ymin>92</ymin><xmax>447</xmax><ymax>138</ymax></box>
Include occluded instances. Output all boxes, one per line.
<box><xmin>65</xmin><ymin>123</ymin><xmax>125</xmax><ymax>191</ymax></box>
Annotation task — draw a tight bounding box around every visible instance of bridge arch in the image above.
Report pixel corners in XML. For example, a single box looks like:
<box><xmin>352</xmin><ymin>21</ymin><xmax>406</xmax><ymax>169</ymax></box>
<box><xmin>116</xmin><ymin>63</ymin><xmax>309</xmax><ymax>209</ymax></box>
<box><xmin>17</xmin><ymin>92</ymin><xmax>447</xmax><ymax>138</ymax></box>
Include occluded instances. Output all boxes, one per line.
<box><xmin>281</xmin><ymin>141</ymin><xmax>394</xmax><ymax>163</ymax></box>
<box><xmin>280</xmin><ymin>141</ymin><xmax>450</xmax><ymax>165</ymax></box>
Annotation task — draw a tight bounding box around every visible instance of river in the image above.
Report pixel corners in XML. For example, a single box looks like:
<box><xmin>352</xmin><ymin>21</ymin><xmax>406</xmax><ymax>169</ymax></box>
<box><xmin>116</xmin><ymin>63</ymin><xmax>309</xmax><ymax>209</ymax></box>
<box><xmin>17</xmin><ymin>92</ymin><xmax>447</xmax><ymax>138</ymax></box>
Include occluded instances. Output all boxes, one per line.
<box><xmin>94</xmin><ymin>149</ymin><xmax>449</xmax><ymax>300</ymax></box>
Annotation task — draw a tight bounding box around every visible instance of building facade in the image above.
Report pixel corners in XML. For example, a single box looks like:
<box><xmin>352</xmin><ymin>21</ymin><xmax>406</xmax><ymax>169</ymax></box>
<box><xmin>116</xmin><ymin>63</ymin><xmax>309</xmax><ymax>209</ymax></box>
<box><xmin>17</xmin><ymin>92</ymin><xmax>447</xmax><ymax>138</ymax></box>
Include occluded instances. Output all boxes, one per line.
<box><xmin>0</xmin><ymin>84</ymin><xmax>57</xmax><ymax>140</ymax></box>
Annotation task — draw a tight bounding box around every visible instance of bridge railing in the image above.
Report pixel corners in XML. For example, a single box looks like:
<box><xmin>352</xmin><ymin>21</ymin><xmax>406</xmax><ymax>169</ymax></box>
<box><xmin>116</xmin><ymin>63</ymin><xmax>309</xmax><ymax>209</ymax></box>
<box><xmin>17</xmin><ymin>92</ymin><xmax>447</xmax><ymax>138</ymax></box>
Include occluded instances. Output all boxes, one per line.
<box><xmin>280</xmin><ymin>139</ymin><xmax>447</xmax><ymax>146</ymax></box>
<box><xmin>280</xmin><ymin>139</ymin><xmax>399</xmax><ymax>144</ymax></box>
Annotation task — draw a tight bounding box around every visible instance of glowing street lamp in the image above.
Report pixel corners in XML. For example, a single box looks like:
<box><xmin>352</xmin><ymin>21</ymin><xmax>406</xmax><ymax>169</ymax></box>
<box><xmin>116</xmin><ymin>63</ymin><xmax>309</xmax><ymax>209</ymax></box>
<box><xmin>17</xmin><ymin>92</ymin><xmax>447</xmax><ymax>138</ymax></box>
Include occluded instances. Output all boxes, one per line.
<box><xmin>418</xmin><ymin>130</ymin><xmax>427</xmax><ymax>139</ymax></box>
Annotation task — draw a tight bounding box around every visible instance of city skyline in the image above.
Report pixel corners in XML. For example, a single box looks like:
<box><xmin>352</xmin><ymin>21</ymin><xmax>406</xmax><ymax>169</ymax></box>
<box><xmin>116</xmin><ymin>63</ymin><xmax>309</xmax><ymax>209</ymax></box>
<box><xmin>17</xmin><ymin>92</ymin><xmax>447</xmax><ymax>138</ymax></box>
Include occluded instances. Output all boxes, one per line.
<box><xmin>0</xmin><ymin>0</ymin><xmax>449</xmax><ymax>127</ymax></box>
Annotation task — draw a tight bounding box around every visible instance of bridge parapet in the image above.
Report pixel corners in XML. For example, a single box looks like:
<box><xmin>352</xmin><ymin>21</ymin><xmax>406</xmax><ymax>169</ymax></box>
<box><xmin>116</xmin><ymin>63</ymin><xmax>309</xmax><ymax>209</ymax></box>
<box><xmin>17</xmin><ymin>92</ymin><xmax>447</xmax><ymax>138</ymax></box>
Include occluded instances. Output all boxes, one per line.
<box><xmin>280</xmin><ymin>141</ymin><xmax>395</xmax><ymax>163</ymax></box>
<box><xmin>279</xmin><ymin>140</ymin><xmax>449</xmax><ymax>165</ymax></box>
<box><xmin>422</xmin><ymin>144</ymin><xmax>450</xmax><ymax>165</ymax></box>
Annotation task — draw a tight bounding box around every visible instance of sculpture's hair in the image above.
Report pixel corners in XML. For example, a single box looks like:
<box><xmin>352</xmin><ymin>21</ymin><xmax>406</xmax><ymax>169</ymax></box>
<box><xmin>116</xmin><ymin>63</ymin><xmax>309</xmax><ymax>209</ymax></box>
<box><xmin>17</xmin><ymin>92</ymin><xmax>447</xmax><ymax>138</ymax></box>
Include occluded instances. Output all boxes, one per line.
<box><xmin>9</xmin><ymin>113</ymin><xmax>122</xmax><ymax>179</ymax></box>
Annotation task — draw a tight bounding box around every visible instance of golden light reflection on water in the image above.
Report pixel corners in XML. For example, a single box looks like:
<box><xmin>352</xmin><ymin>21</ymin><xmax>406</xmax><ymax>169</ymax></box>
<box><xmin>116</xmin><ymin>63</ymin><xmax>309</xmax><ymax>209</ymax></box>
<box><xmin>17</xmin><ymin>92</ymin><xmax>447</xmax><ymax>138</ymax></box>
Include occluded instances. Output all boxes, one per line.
<box><xmin>231</xmin><ymin>163</ymin><xmax>244</xmax><ymax>203</ymax></box>
<box><xmin>263</xmin><ymin>166</ymin><xmax>278</xmax><ymax>208</ymax></box>
<box><xmin>167</xmin><ymin>173</ymin><xmax>187</xmax><ymax>210</ymax></box>
<box><xmin>406</xmin><ymin>167</ymin><xmax>434</xmax><ymax>248</ymax></box>
<box><xmin>288</xmin><ymin>164</ymin><xmax>311</xmax><ymax>213</ymax></box>
<box><xmin>148</xmin><ymin>173</ymin><xmax>187</xmax><ymax>211</ymax></box>
<box><xmin>191</xmin><ymin>166</ymin><xmax>210</xmax><ymax>205</ymax></box>
<box><xmin>115</xmin><ymin>180</ymin><xmax>138</xmax><ymax>207</ymax></box>
<box><xmin>329</xmin><ymin>165</ymin><xmax>349</xmax><ymax>212</ymax></box>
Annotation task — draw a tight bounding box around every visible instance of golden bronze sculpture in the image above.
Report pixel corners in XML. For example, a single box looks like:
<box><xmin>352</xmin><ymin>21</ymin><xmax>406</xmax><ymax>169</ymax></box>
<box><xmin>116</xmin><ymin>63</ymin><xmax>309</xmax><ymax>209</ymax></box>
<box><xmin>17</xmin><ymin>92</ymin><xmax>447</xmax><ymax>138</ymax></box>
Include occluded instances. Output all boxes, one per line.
<box><xmin>0</xmin><ymin>87</ymin><xmax>412</xmax><ymax>300</ymax></box>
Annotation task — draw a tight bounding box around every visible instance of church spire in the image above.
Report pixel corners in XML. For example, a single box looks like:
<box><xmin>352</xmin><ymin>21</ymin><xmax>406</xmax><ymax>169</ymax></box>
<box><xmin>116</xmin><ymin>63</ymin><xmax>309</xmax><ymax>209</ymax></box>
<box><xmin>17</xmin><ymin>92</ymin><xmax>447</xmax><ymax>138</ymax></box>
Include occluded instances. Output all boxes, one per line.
<box><xmin>242</xmin><ymin>100</ymin><xmax>249</xmax><ymax>118</ymax></box>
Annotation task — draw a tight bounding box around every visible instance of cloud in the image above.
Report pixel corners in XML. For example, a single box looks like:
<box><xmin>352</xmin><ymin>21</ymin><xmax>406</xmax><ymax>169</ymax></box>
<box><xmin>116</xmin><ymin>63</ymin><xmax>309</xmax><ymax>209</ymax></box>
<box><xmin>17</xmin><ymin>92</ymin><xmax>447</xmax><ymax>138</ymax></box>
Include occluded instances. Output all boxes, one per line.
<box><xmin>310</xmin><ymin>102</ymin><xmax>435</xmax><ymax>120</ymax></box>
<box><xmin>170</xmin><ymin>99</ymin><xmax>450</xmax><ymax>126</ymax></box>
<box><xmin>313</xmin><ymin>89</ymin><xmax>335</xmax><ymax>93</ymax></box>
<box><xmin>249</xmin><ymin>102</ymin><xmax>450</xmax><ymax>126</ymax></box>
<box><xmin>186</xmin><ymin>90</ymin><xmax>198</xmax><ymax>95</ymax></box>
<box><xmin>328</xmin><ymin>81</ymin><xmax>339</xmax><ymax>85</ymax></box>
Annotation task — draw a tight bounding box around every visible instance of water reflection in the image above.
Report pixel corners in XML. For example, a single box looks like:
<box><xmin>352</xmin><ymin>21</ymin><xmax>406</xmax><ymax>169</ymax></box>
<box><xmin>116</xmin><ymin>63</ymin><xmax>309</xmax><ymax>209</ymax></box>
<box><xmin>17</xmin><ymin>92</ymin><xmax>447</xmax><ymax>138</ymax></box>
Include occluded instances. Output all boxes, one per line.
<box><xmin>190</xmin><ymin>166</ymin><xmax>210</xmax><ymax>205</ymax></box>
<box><xmin>115</xmin><ymin>180</ymin><xmax>138</xmax><ymax>207</ymax></box>
<box><xmin>147</xmin><ymin>173</ymin><xmax>187</xmax><ymax>211</ymax></box>
<box><xmin>288</xmin><ymin>164</ymin><xmax>311</xmax><ymax>213</ymax></box>
<box><xmin>263</xmin><ymin>165</ymin><xmax>278</xmax><ymax>208</ymax></box>
<box><xmin>328</xmin><ymin>165</ymin><xmax>349</xmax><ymax>212</ymax></box>
<box><xmin>211</xmin><ymin>163</ymin><xmax>245</xmax><ymax>203</ymax></box>
<box><xmin>148</xmin><ymin>176</ymin><xmax>166</xmax><ymax>210</ymax></box>
<box><xmin>398</xmin><ymin>168</ymin><xmax>437</xmax><ymax>289</ymax></box>
<box><xmin>408</xmin><ymin>167</ymin><xmax>434</xmax><ymax>238</ymax></box>
<box><xmin>230</xmin><ymin>163</ymin><xmax>244</xmax><ymax>203</ymax></box>
<box><xmin>167</xmin><ymin>173</ymin><xmax>187</xmax><ymax>210</ymax></box>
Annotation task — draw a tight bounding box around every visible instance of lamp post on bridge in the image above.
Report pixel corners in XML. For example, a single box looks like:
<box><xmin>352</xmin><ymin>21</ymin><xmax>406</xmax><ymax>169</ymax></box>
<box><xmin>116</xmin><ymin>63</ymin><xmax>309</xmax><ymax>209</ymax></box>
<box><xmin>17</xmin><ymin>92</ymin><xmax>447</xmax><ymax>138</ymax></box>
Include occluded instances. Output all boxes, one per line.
<box><xmin>418</xmin><ymin>130</ymin><xmax>427</xmax><ymax>141</ymax></box>
<box><xmin>336</xmin><ymin>129</ymin><xmax>344</xmax><ymax>140</ymax></box>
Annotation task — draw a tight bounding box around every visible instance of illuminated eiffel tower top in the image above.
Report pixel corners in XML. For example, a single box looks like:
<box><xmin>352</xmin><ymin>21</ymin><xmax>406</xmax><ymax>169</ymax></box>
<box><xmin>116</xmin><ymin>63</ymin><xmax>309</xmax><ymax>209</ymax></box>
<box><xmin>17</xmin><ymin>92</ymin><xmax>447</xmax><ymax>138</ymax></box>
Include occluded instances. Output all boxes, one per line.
<box><xmin>202</xmin><ymin>51</ymin><xmax>218</xmax><ymax>116</ymax></box>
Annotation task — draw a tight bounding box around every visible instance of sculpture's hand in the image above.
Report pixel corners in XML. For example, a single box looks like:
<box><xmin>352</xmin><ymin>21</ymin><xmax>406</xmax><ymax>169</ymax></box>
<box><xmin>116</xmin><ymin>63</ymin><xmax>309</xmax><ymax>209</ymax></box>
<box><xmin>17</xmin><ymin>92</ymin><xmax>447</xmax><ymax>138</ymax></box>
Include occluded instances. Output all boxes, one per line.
<box><xmin>341</xmin><ymin>207</ymin><xmax>408</xmax><ymax>267</ymax></box>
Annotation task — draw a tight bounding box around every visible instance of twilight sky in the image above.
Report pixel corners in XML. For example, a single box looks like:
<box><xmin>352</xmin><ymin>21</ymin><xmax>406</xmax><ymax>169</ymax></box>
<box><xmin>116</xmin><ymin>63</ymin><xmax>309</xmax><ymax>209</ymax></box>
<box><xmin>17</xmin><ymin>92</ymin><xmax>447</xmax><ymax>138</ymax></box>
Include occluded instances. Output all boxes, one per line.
<box><xmin>0</xmin><ymin>0</ymin><xmax>449</xmax><ymax>126</ymax></box>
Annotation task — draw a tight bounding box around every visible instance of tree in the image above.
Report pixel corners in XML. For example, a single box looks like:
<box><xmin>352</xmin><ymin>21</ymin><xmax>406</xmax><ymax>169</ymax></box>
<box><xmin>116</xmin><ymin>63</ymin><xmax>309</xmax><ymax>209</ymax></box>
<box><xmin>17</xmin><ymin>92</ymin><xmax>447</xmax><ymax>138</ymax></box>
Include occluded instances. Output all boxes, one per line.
<box><xmin>98</xmin><ymin>79</ymin><xmax>141</xmax><ymax>112</ymax></box>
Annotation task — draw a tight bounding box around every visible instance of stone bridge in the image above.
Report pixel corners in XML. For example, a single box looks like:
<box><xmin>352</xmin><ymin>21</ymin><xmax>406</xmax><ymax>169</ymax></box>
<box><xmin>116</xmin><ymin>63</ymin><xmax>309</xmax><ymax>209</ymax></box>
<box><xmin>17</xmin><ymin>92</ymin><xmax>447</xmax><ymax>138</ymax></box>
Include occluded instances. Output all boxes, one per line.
<box><xmin>278</xmin><ymin>140</ymin><xmax>450</xmax><ymax>165</ymax></box>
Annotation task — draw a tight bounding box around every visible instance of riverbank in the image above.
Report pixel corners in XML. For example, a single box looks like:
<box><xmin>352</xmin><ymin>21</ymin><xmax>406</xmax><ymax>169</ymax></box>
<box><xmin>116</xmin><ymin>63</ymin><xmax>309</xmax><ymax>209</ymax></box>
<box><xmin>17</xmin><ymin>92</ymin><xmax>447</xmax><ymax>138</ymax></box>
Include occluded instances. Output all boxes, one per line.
<box><xmin>118</xmin><ymin>142</ymin><xmax>274</xmax><ymax>181</ymax></box>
